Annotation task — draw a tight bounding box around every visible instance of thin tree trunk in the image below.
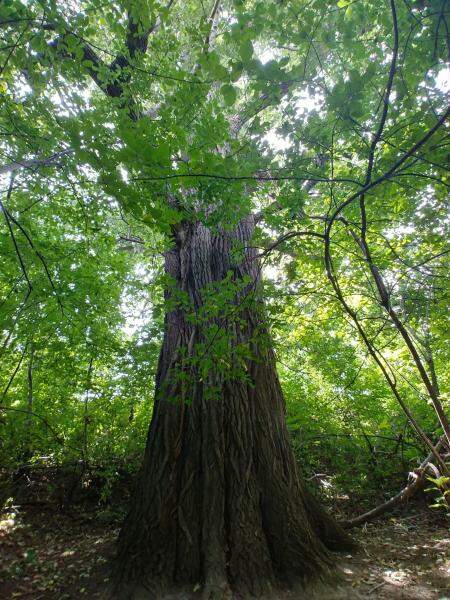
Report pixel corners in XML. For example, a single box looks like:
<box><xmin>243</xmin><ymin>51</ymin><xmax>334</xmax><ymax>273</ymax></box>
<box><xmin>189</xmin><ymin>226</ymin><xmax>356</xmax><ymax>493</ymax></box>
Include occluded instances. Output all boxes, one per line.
<box><xmin>114</xmin><ymin>216</ymin><xmax>353</xmax><ymax>599</ymax></box>
<box><xmin>83</xmin><ymin>356</ymin><xmax>93</xmax><ymax>470</ymax></box>
<box><xmin>325</xmin><ymin>224</ymin><xmax>449</xmax><ymax>475</ymax></box>
<box><xmin>350</xmin><ymin>229</ymin><xmax>450</xmax><ymax>446</ymax></box>
<box><xmin>24</xmin><ymin>341</ymin><xmax>34</xmax><ymax>457</ymax></box>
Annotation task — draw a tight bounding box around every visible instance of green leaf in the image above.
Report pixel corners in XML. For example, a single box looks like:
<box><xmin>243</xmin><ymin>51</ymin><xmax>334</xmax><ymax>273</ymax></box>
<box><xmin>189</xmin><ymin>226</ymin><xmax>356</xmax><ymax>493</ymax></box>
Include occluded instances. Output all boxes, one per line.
<box><xmin>220</xmin><ymin>84</ymin><xmax>237</xmax><ymax>106</ymax></box>
<box><xmin>230</xmin><ymin>61</ymin><xmax>244</xmax><ymax>82</ymax></box>
<box><xmin>239</xmin><ymin>39</ymin><xmax>253</xmax><ymax>63</ymax></box>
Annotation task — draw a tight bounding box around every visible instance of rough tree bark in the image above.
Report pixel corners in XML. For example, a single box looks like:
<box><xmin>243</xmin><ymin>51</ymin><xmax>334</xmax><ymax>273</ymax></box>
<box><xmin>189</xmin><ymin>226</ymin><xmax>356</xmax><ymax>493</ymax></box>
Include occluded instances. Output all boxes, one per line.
<box><xmin>113</xmin><ymin>215</ymin><xmax>352</xmax><ymax>599</ymax></box>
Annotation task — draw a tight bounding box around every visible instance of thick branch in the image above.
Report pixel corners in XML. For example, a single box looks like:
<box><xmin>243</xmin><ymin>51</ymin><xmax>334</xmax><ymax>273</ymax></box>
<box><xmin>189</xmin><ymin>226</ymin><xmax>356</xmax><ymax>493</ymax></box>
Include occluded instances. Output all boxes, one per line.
<box><xmin>203</xmin><ymin>0</ymin><xmax>221</xmax><ymax>50</ymax></box>
<box><xmin>110</xmin><ymin>0</ymin><xmax>176</xmax><ymax>74</ymax></box>
<box><xmin>45</xmin><ymin>0</ymin><xmax>176</xmax><ymax>104</ymax></box>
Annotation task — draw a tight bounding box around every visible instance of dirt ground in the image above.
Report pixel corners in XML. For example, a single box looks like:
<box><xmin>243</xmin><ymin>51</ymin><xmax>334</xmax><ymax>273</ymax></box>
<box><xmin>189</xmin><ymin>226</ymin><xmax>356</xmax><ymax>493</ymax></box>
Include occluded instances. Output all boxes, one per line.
<box><xmin>321</xmin><ymin>510</ymin><xmax>449</xmax><ymax>599</ymax></box>
<box><xmin>0</xmin><ymin>501</ymin><xmax>448</xmax><ymax>599</ymax></box>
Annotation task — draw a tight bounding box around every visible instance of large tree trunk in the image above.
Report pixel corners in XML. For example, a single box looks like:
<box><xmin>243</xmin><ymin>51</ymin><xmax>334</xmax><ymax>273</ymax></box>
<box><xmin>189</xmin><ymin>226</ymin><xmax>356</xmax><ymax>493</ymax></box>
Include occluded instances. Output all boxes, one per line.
<box><xmin>113</xmin><ymin>215</ymin><xmax>352</xmax><ymax>599</ymax></box>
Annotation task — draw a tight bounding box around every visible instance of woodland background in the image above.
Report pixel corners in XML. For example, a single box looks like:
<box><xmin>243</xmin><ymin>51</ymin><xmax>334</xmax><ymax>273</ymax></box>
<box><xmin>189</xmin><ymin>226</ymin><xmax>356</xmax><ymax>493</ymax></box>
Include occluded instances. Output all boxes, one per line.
<box><xmin>0</xmin><ymin>0</ymin><xmax>448</xmax><ymax>521</ymax></box>
<box><xmin>0</xmin><ymin>0</ymin><xmax>449</xmax><ymax>596</ymax></box>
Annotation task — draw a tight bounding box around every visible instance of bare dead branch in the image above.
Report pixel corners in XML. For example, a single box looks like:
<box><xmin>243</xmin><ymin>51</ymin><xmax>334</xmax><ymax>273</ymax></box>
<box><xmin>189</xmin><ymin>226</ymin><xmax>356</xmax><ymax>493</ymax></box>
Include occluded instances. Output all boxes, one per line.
<box><xmin>342</xmin><ymin>435</ymin><xmax>448</xmax><ymax>528</ymax></box>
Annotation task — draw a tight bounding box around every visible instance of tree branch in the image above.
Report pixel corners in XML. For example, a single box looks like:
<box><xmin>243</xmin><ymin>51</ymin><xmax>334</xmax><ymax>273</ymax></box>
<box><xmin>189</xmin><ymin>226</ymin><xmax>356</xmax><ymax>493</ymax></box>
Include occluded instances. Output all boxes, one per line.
<box><xmin>342</xmin><ymin>435</ymin><xmax>448</xmax><ymax>528</ymax></box>
<box><xmin>4</xmin><ymin>208</ymin><xmax>64</xmax><ymax>315</ymax></box>
<box><xmin>44</xmin><ymin>0</ymin><xmax>176</xmax><ymax>107</ymax></box>
<box><xmin>259</xmin><ymin>229</ymin><xmax>324</xmax><ymax>257</ymax></box>
<box><xmin>324</xmin><ymin>104</ymin><xmax>450</xmax><ymax>236</ymax></box>
<box><xmin>0</xmin><ymin>150</ymin><xmax>71</xmax><ymax>176</ymax></box>
<box><xmin>0</xmin><ymin>175</ymin><xmax>33</xmax><ymax>299</ymax></box>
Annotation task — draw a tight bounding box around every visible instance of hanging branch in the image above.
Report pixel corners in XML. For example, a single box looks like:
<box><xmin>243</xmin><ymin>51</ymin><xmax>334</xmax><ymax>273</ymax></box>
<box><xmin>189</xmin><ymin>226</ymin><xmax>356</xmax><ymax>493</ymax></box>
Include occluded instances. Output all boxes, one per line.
<box><xmin>359</xmin><ymin>0</ymin><xmax>399</xmax><ymax>237</ymax></box>
<box><xmin>0</xmin><ymin>341</ymin><xmax>28</xmax><ymax>404</ymax></box>
<box><xmin>0</xmin><ymin>174</ymin><xmax>33</xmax><ymax>300</ymax></box>
<box><xmin>348</xmin><ymin>227</ymin><xmax>450</xmax><ymax>445</ymax></box>
<box><xmin>323</xmin><ymin>223</ymin><xmax>449</xmax><ymax>474</ymax></box>
<box><xmin>317</xmin><ymin>0</ymin><xmax>449</xmax><ymax>462</ymax></box>
<box><xmin>337</xmin><ymin>0</ymin><xmax>450</xmax><ymax>445</ymax></box>
<box><xmin>249</xmin><ymin>207</ymin><xmax>447</xmax><ymax>472</ymax></box>
<box><xmin>4</xmin><ymin>208</ymin><xmax>64</xmax><ymax>315</ymax></box>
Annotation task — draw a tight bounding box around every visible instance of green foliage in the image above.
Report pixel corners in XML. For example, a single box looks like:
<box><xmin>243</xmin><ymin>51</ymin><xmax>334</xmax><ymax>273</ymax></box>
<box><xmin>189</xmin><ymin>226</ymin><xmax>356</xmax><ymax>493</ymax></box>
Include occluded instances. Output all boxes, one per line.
<box><xmin>0</xmin><ymin>0</ymin><xmax>448</xmax><ymax>505</ymax></box>
<box><xmin>425</xmin><ymin>476</ymin><xmax>450</xmax><ymax>513</ymax></box>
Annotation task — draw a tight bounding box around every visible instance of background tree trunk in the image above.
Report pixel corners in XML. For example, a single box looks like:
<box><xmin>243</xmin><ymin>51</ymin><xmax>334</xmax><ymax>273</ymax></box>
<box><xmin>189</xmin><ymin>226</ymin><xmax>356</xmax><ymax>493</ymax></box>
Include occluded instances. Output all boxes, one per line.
<box><xmin>24</xmin><ymin>341</ymin><xmax>34</xmax><ymax>459</ymax></box>
<box><xmin>114</xmin><ymin>215</ymin><xmax>352</xmax><ymax>599</ymax></box>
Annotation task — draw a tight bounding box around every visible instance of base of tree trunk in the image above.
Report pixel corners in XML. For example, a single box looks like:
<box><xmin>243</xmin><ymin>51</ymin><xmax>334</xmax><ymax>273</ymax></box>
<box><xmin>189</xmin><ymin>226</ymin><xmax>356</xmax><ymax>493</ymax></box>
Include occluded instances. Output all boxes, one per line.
<box><xmin>111</xmin><ymin>362</ymin><xmax>355</xmax><ymax>599</ymax></box>
<box><xmin>111</xmin><ymin>556</ymin><xmax>355</xmax><ymax>600</ymax></box>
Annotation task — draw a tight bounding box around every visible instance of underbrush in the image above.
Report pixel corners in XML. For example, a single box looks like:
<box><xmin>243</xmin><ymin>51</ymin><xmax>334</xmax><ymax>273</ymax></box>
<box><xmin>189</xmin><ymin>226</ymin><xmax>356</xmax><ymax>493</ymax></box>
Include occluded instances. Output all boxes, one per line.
<box><xmin>0</xmin><ymin>432</ymin><xmax>440</xmax><ymax>524</ymax></box>
<box><xmin>0</xmin><ymin>462</ymin><xmax>132</xmax><ymax>524</ymax></box>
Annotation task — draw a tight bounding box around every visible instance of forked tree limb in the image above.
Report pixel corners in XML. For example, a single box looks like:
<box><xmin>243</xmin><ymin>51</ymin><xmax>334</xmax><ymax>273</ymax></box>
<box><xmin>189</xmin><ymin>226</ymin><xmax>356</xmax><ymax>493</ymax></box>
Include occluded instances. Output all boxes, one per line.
<box><xmin>43</xmin><ymin>0</ymin><xmax>176</xmax><ymax>107</ymax></box>
<box><xmin>342</xmin><ymin>435</ymin><xmax>448</xmax><ymax>528</ymax></box>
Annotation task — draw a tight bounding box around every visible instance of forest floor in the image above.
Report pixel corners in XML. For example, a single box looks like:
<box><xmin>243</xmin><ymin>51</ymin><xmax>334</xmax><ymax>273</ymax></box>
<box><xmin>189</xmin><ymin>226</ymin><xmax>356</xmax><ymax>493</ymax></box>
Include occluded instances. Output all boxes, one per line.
<box><xmin>0</xmin><ymin>498</ymin><xmax>448</xmax><ymax>599</ymax></box>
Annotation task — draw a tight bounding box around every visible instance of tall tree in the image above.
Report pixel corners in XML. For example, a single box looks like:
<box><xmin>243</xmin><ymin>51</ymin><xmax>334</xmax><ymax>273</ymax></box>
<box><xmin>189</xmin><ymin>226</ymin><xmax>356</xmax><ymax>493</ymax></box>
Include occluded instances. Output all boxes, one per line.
<box><xmin>1</xmin><ymin>0</ymin><xmax>447</xmax><ymax>597</ymax></box>
<box><xmin>115</xmin><ymin>213</ymin><xmax>353</xmax><ymax>597</ymax></box>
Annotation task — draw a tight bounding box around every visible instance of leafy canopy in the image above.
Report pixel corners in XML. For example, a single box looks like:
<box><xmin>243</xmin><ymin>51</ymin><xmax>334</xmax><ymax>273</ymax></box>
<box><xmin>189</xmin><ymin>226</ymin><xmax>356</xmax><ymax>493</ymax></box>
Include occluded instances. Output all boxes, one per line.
<box><xmin>0</xmin><ymin>0</ymin><xmax>448</xmax><ymax>493</ymax></box>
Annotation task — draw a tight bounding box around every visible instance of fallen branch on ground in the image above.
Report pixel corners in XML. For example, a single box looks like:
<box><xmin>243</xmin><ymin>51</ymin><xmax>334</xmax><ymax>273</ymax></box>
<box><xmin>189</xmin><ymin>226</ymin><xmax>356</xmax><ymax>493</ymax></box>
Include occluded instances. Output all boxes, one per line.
<box><xmin>342</xmin><ymin>435</ymin><xmax>448</xmax><ymax>528</ymax></box>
